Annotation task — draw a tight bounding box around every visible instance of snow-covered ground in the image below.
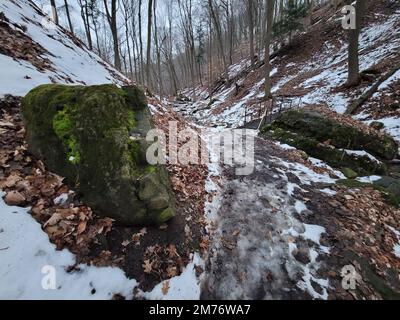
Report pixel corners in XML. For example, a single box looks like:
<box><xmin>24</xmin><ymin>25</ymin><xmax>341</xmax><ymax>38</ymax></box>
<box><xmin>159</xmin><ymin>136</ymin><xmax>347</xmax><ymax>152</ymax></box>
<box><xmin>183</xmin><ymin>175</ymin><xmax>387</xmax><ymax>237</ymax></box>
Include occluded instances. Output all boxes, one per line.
<box><xmin>0</xmin><ymin>193</ymin><xmax>137</xmax><ymax>300</ymax></box>
<box><xmin>0</xmin><ymin>192</ymin><xmax>206</xmax><ymax>300</ymax></box>
<box><xmin>139</xmin><ymin>253</ymin><xmax>204</xmax><ymax>300</ymax></box>
<box><xmin>0</xmin><ymin>0</ymin><xmax>128</xmax><ymax>97</ymax></box>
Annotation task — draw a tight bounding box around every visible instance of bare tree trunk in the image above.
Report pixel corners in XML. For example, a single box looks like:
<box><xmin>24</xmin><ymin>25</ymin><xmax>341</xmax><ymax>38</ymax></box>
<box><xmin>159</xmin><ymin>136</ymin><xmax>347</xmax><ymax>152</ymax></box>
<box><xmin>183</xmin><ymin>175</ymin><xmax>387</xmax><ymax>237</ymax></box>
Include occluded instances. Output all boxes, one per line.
<box><xmin>208</xmin><ymin>0</ymin><xmax>228</xmax><ymax>80</ymax></box>
<box><xmin>153</xmin><ymin>0</ymin><xmax>164</xmax><ymax>94</ymax></box>
<box><xmin>50</xmin><ymin>0</ymin><xmax>59</xmax><ymax>25</ymax></box>
<box><xmin>208</xmin><ymin>16</ymin><xmax>213</xmax><ymax>85</ymax></box>
<box><xmin>92</xmin><ymin>14</ymin><xmax>102</xmax><ymax>55</ymax></box>
<box><xmin>146</xmin><ymin>0</ymin><xmax>154</xmax><ymax>86</ymax></box>
<box><xmin>347</xmin><ymin>0</ymin><xmax>367</xmax><ymax>86</ymax></box>
<box><xmin>64</xmin><ymin>0</ymin><xmax>73</xmax><ymax>33</ymax></box>
<box><xmin>78</xmin><ymin>0</ymin><xmax>93</xmax><ymax>50</ymax></box>
<box><xmin>103</xmin><ymin>0</ymin><xmax>121</xmax><ymax>71</ymax></box>
<box><xmin>123</xmin><ymin>2</ymin><xmax>134</xmax><ymax>80</ymax></box>
<box><xmin>248</xmin><ymin>0</ymin><xmax>255</xmax><ymax>66</ymax></box>
<box><xmin>264</xmin><ymin>0</ymin><xmax>275</xmax><ymax>98</ymax></box>
<box><xmin>307</xmin><ymin>0</ymin><xmax>314</xmax><ymax>29</ymax></box>
<box><xmin>138</xmin><ymin>0</ymin><xmax>144</xmax><ymax>84</ymax></box>
<box><xmin>84</xmin><ymin>1</ymin><xmax>93</xmax><ymax>50</ymax></box>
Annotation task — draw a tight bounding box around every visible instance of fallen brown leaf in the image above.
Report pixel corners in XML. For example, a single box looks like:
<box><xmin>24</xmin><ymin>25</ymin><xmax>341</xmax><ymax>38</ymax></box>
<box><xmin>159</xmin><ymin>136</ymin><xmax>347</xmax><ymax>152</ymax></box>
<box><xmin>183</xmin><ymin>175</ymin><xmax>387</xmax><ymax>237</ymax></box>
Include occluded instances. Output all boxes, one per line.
<box><xmin>143</xmin><ymin>259</ymin><xmax>153</xmax><ymax>273</ymax></box>
<box><xmin>4</xmin><ymin>190</ymin><xmax>25</xmax><ymax>206</ymax></box>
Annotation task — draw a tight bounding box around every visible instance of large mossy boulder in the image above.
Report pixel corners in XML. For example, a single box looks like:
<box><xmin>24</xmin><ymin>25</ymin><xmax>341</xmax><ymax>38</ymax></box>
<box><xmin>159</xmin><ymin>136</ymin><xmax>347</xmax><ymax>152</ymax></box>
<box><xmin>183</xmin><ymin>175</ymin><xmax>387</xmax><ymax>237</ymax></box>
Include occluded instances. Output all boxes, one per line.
<box><xmin>22</xmin><ymin>84</ymin><xmax>175</xmax><ymax>226</ymax></box>
<box><xmin>262</xmin><ymin>126</ymin><xmax>388</xmax><ymax>177</ymax></box>
<box><xmin>269</xmin><ymin>109</ymin><xmax>398</xmax><ymax>160</ymax></box>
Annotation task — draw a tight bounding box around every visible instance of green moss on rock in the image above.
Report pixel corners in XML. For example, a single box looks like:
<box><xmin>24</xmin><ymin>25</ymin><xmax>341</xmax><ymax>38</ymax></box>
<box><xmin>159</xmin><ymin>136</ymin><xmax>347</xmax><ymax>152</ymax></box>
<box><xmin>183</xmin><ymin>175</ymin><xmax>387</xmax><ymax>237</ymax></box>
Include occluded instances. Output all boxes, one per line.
<box><xmin>337</xmin><ymin>179</ymin><xmax>369</xmax><ymax>189</ymax></box>
<box><xmin>262</xmin><ymin>126</ymin><xmax>388</xmax><ymax>177</ymax></box>
<box><xmin>341</xmin><ymin>168</ymin><xmax>358</xmax><ymax>179</ymax></box>
<box><xmin>271</xmin><ymin>109</ymin><xmax>398</xmax><ymax>160</ymax></box>
<box><xmin>22</xmin><ymin>84</ymin><xmax>176</xmax><ymax>226</ymax></box>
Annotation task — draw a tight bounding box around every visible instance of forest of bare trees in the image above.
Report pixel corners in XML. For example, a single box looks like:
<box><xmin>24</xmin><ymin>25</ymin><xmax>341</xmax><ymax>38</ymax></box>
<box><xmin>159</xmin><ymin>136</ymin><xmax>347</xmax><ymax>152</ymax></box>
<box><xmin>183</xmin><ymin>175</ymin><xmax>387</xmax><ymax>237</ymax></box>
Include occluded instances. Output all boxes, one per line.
<box><xmin>47</xmin><ymin>0</ymin><xmax>365</xmax><ymax>96</ymax></box>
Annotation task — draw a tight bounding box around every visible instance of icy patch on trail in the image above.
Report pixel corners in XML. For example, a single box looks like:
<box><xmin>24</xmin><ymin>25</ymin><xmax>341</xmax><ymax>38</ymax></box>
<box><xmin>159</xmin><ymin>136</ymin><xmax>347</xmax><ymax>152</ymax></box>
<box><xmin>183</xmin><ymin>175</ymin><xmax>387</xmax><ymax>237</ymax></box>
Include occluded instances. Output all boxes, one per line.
<box><xmin>297</xmin><ymin>249</ymin><xmax>329</xmax><ymax>300</ymax></box>
<box><xmin>274</xmin><ymin>157</ymin><xmax>342</xmax><ymax>185</ymax></box>
<box><xmin>202</xmin><ymin>128</ymin><xmax>225</xmax><ymax>222</ymax></box>
<box><xmin>202</xmin><ymin>146</ymin><xmax>333</xmax><ymax>299</ymax></box>
<box><xmin>0</xmin><ymin>194</ymin><xmax>137</xmax><ymax>300</ymax></box>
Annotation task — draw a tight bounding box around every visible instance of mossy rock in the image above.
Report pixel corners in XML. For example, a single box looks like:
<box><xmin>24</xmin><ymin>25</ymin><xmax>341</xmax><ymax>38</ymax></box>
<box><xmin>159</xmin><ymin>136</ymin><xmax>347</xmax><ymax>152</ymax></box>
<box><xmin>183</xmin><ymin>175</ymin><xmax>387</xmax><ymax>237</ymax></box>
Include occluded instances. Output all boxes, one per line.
<box><xmin>341</xmin><ymin>167</ymin><xmax>358</xmax><ymax>179</ymax></box>
<box><xmin>262</xmin><ymin>127</ymin><xmax>388</xmax><ymax>176</ymax></box>
<box><xmin>373</xmin><ymin>177</ymin><xmax>400</xmax><ymax>207</ymax></box>
<box><xmin>270</xmin><ymin>109</ymin><xmax>398</xmax><ymax>160</ymax></box>
<box><xmin>336</xmin><ymin>179</ymin><xmax>369</xmax><ymax>189</ymax></box>
<box><xmin>22</xmin><ymin>84</ymin><xmax>175</xmax><ymax>226</ymax></box>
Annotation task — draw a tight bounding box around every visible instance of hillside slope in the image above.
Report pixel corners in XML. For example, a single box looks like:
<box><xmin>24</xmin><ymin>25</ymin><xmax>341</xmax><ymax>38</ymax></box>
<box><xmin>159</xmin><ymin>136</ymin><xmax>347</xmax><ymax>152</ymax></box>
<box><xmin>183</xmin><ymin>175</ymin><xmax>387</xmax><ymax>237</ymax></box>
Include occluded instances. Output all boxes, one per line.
<box><xmin>0</xmin><ymin>0</ymin><xmax>129</xmax><ymax>96</ymax></box>
<box><xmin>177</xmin><ymin>0</ymin><xmax>400</xmax><ymax>147</ymax></box>
<box><xmin>170</xmin><ymin>0</ymin><xmax>400</xmax><ymax>300</ymax></box>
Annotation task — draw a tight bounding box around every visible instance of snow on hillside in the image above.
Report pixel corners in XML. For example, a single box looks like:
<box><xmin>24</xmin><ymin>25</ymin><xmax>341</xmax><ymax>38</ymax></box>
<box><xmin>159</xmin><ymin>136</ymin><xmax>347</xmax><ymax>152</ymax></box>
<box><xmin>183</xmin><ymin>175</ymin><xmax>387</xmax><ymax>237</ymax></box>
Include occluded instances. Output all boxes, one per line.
<box><xmin>0</xmin><ymin>0</ymin><xmax>129</xmax><ymax>97</ymax></box>
<box><xmin>177</xmin><ymin>6</ymin><xmax>400</xmax><ymax>144</ymax></box>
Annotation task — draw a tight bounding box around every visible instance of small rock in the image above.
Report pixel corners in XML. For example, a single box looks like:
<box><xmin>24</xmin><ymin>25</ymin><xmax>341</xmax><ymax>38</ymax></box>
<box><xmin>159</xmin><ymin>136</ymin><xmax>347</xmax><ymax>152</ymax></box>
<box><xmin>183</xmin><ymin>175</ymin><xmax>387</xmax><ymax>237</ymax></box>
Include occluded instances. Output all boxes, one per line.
<box><xmin>328</xmin><ymin>271</ymin><xmax>337</xmax><ymax>278</ymax></box>
<box><xmin>365</xmin><ymin>235</ymin><xmax>375</xmax><ymax>246</ymax></box>
<box><xmin>341</xmin><ymin>168</ymin><xmax>358</xmax><ymax>179</ymax></box>
<box><xmin>293</xmin><ymin>247</ymin><xmax>311</xmax><ymax>265</ymax></box>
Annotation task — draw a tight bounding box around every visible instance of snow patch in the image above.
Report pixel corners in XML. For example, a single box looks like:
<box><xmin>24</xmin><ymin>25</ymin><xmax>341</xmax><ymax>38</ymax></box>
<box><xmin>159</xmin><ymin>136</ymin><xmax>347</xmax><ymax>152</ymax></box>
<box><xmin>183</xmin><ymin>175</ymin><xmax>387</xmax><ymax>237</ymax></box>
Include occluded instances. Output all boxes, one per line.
<box><xmin>140</xmin><ymin>253</ymin><xmax>204</xmax><ymax>300</ymax></box>
<box><xmin>0</xmin><ymin>194</ymin><xmax>137</xmax><ymax>300</ymax></box>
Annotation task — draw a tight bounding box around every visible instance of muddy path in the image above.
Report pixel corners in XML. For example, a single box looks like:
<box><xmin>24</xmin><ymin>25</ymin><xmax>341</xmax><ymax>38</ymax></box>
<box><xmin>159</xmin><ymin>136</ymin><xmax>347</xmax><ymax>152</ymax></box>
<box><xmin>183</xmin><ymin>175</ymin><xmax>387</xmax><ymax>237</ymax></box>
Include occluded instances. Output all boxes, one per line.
<box><xmin>199</xmin><ymin>135</ymin><xmax>400</xmax><ymax>300</ymax></box>
<box><xmin>201</xmin><ymin>137</ymin><xmax>335</xmax><ymax>299</ymax></box>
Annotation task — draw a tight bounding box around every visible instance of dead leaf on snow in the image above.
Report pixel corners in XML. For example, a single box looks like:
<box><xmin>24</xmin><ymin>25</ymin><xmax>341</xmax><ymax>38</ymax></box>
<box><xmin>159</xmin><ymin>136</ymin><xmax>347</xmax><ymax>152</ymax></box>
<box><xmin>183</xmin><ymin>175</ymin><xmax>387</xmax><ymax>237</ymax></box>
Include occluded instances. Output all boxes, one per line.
<box><xmin>162</xmin><ymin>281</ymin><xmax>170</xmax><ymax>295</ymax></box>
<box><xmin>4</xmin><ymin>190</ymin><xmax>25</xmax><ymax>206</ymax></box>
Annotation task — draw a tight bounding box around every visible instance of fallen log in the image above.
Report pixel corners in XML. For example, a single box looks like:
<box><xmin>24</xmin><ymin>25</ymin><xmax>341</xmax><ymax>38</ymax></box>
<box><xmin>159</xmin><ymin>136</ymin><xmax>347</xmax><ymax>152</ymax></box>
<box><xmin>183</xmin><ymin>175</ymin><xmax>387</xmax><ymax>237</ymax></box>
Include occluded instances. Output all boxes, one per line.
<box><xmin>346</xmin><ymin>63</ymin><xmax>400</xmax><ymax>115</ymax></box>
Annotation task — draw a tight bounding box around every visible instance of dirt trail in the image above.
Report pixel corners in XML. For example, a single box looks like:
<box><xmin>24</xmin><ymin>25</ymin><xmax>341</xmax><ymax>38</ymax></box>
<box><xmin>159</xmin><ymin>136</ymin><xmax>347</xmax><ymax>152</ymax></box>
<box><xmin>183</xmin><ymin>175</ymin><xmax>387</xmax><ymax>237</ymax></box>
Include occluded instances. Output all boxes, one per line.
<box><xmin>200</xmin><ymin>136</ymin><xmax>333</xmax><ymax>299</ymax></box>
